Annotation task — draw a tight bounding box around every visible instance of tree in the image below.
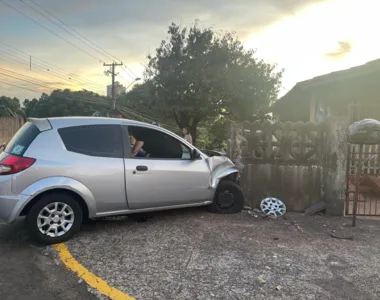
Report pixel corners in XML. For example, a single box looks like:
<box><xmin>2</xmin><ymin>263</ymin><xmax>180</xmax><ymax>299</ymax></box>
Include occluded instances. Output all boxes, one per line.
<box><xmin>23</xmin><ymin>89</ymin><xmax>110</xmax><ymax>118</ymax></box>
<box><xmin>117</xmin><ymin>81</ymin><xmax>177</xmax><ymax>128</ymax></box>
<box><xmin>0</xmin><ymin>96</ymin><xmax>22</xmax><ymax>117</ymax></box>
<box><xmin>145</xmin><ymin>22</ymin><xmax>283</xmax><ymax>145</ymax></box>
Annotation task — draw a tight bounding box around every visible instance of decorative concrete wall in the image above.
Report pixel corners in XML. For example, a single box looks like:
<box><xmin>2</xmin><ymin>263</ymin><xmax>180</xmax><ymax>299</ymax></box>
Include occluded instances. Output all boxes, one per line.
<box><xmin>227</xmin><ymin>119</ymin><xmax>347</xmax><ymax>214</ymax></box>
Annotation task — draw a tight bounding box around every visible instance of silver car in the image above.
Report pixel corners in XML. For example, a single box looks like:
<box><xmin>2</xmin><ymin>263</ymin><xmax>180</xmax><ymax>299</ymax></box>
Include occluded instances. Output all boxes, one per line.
<box><xmin>0</xmin><ymin>117</ymin><xmax>243</xmax><ymax>244</ymax></box>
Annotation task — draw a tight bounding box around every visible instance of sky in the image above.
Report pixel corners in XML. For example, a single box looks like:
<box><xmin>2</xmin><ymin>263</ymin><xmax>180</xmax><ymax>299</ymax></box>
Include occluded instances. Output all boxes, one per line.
<box><xmin>0</xmin><ymin>0</ymin><xmax>379</xmax><ymax>100</ymax></box>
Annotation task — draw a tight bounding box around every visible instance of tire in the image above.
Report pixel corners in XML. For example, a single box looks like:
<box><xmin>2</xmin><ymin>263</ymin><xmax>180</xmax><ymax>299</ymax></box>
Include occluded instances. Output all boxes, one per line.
<box><xmin>26</xmin><ymin>192</ymin><xmax>83</xmax><ymax>245</ymax></box>
<box><xmin>208</xmin><ymin>180</ymin><xmax>244</xmax><ymax>214</ymax></box>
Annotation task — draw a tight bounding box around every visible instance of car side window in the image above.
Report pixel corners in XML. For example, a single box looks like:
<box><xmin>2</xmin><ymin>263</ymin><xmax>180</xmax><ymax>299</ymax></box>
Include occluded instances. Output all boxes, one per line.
<box><xmin>128</xmin><ymin>126</ymin><xmax>192</xmax><ymax>160</ymax></box>
<box><xmin>58</xmin><ymin>125</ymin><xmax>123</xmax><ymax>158</ymax></box>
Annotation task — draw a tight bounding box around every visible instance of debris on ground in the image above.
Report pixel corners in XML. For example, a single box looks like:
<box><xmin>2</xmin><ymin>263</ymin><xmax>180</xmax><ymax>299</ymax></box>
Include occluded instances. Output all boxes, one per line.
<box><xmin>305</xmin><ymin>201</ymin><xmax>327</xmax><ymax>216</ymax></box>
<box><xmin>285</xmin><ymin>216</ymin><xmax>304</xmax><ymax>233</ymax></box>
<box><xmin>257</xmin><ymin>276</ymin><xmax>266</xmax><ymax>284</ymax></box>
<box><xmin>275</xmin><ymin>285</ymin><xmax>283</xmax><ymax>291</ymax></box>
<box><xmin>248</xmin><ymin>208</ymin><xmax>268</xmax><ymax>218</ymax></box>
<box><xmin>330</xmin><ymin>230</ymin><xmax>353</xmax><ymax>240</ymax></box>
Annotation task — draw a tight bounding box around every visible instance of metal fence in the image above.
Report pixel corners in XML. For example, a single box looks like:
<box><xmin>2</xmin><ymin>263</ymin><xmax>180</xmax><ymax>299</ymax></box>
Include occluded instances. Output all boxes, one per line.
<box><xmin>345</xmin><ymin>144</ymin><xmax>380</xmax><ymax>221</ymax></box>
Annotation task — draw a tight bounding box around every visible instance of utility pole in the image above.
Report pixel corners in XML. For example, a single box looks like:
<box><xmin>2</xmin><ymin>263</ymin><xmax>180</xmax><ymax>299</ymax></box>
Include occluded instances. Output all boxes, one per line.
<box><xmin>104</xmin><ymin>62</ymin><xmax>123</xmax><ymax>108</ymax></box>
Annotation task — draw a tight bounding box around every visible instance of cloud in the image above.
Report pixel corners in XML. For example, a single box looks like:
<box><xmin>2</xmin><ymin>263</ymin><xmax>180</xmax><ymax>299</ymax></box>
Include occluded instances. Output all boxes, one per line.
<box><xmin>324</xmin><ymin>40</ymin><xmax>352</xmax><ymax>60</ymax></box>
<box><xmin>0</xmin><ymin>0</ymin><xmax>327</xmax><ymax>99</ymax></box>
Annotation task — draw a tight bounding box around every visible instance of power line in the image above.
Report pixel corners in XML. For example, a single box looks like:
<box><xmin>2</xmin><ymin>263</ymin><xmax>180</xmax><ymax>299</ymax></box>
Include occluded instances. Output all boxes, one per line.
<box><xmin>0</xmin><ymin>70</ymin><xmax>57</xmax><ymax>90</ymax></box>
<box><xmin>22</xmin><ymin>0</ymin><xmax>137</xmax><ymax>80</ymax></box>
<box><xmin>0</xmin><ymin>76</ymin><xmax>110</xmax><ymax>109</ymax></box>
<box><xmin>0</xmin><ymin>41</ymin><xmax>105</xmax><ymax>90</ymax></box>
<box><xmin>0</xmin><ymin>0</ymin><xmax>103</xmax><ymax>63</ymax></box>
<box><xmin>0</xmin><ymin>79</ymin><xmax>45</xmax><ymax>93</ymax></box>
<box><xmin>26</xmin><ymin>0</ymin><xmax>122</xmax><ymax>63</ymax></box>
<box><xmin>1</xmin><ymin>1</ymin><xmax>140</xmax><ymax>89</ymax></box>
<box><xmin>1</xmin><ymin>70</ymin><xmax>175</xmax><ymax>129</ymax></box>
<box><xmin>20</xmin><ymin>0</ymin><xmax>111</xmax><ymax>62</ymax></box>
<box><xmin>0</xmin><ymin>49</ymin><xmax>31</xmax><ymax>68</ymax></box>
<box><xmin>0</xmin><ymin>71</ymin><xmax>109</xmax><ymax>108</ymax></box>
<box><xmin>0</xmin><ymin>67</ymin><xmax>67</xmax><ymax>91</ymax></box>
<box><xmin>0</xmin><ymin>48</ymin><xmax>105</xmax><ymax>94</ymax></box>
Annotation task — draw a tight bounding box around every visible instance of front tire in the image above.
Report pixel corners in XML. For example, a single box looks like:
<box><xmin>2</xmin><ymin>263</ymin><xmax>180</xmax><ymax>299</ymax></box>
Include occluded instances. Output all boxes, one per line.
<box><xmin>26</xmin><ymin>192</ymin><xmax>83</xmax><ymax>245</ymax></box>
<box><xmin>208</xmin><ymin>180</ymin><xmax>244</xmax><ymax>214</ymax></box>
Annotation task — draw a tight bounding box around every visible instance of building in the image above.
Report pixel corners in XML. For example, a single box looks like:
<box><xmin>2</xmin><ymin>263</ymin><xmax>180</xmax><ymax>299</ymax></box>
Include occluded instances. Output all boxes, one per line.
<box><xmin>269</xmin><ymin>58</ymin><xmax>380</xmax><ymax>123</ymax></box>
<box><xmin>106</xmin><ymin>81</ymin><xmax>126</xmax><ymax>98</ymax></box>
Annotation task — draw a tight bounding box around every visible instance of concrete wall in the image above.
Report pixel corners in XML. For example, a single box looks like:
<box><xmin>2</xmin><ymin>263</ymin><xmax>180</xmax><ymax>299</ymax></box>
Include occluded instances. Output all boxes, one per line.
<box><xmin>228</xmin><ymin>119</ymin><xmax>347</xmax><ymax>215</ymax></box>
<box><xmin>241</xmin><ymin>164</ymin><xmax>322</xmax><ymax>212</ymax></box>
<box><xmin>0</xmin><ymin>117</ymin><xmax>24</xmax><ymax>145</ymax></box>
<box><xmin>321</xmin><ymin>116</ymin><xmax>349</xmax><ymax>215</ymax></box>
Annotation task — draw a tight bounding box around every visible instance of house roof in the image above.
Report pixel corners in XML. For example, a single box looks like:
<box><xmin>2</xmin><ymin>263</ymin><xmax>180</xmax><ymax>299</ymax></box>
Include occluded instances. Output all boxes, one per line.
<box><xmin>269</xmin><ymin>58</ymin><xmax>380</xmax><ymax>112</ymax></box>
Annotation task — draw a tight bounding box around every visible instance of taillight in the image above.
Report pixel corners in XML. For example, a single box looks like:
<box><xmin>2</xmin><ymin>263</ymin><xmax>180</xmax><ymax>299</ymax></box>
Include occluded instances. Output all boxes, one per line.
<box><xmin>0</xmin><ymin>155</ymin><xmax>36</xmax><ymax>175</ymax></box>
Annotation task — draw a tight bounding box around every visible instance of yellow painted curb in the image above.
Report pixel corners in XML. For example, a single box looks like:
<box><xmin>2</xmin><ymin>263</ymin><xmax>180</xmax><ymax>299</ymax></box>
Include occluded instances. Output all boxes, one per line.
<box><xmin>53</xmin><ymin>243</ymin><xmax>135</xmax><ymax>300</ymax></box>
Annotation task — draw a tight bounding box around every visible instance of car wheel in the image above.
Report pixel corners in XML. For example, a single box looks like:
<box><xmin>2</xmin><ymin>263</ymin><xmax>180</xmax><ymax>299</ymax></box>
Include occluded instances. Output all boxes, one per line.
<box><xmin>26</xmin><ymin>192</ymin><xmax>83</xmax><ymax>245</ymax></box>
<box><xmin>208</xmin><ymin>180</ymin><xmax>244</xmax><ymax>214</ymax></box>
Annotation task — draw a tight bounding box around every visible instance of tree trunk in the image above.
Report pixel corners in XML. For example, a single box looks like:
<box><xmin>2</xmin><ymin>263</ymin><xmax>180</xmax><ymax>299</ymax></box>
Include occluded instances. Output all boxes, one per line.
<box><xmin>172</xmin><ymin>108</ymin><xmax>199</xmax><ymax>146</ymax></box>
<box><xmin>189</xmin><ymin>122</ymin><xmax>198</xmax><ymax>146</ymax></box>
<box><xmin>190</xmin><ymin>126</ymin><xmax>197</xmax><ymax>146</ymax></box>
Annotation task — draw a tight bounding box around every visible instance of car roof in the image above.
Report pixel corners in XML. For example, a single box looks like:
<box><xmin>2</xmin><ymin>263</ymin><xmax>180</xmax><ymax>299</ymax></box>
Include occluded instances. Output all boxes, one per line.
<box><xmin>46</xmin><ymin>116</ymin><xmax>147</xmax><ymax>128</ymax></box>
<box><xmin>29</xmin><ymin>117</ymin><xmax>180</xmax><ymax>138</ymax></box>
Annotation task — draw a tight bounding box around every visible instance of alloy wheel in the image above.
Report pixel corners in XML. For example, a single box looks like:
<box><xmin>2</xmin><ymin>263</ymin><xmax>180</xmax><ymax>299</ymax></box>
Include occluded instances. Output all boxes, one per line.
<box><xmin>37</xmin><ymin>202</ymin><xmax>75</xmax><ymax>237</ymax></box>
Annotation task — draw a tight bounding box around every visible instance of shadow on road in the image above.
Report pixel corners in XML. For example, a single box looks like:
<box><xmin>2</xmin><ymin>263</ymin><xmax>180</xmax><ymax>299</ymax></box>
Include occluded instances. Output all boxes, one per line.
<box><xmin>0</xmin><ymin>219</ymin><xmax>97</xmax><ymax>300</ymax></box>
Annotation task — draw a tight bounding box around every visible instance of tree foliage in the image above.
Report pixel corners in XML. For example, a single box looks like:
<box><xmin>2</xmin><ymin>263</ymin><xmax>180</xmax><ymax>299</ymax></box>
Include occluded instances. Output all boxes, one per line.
<box><xmin>0</xmin><ymin>96</ymin><xmax>22</xmax><ymax>117</ymax></box>
<box><xmin>197</xmin><ymin>116</ymin><xmax>228</xmax><ymax>150</ymax></box>
<box><xmin>145</xmin><ymin>22</ymin><xmax>283</xmax><ymax>145</ymax></box>
<box><xmin>117</xmin><ymin>82</ymin><xmax>178</xmax><ymax>128</ymax></box>
<box><xmin>23</xmin><ymin>89</ymin><xmax>109</xmax><ymax>118</ymax></box>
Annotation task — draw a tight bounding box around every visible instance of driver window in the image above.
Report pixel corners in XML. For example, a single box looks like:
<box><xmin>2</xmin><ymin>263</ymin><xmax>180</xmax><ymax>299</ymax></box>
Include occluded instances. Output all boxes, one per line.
<box><xmin>128</xmin><ymin>126</ymin><xmax>192</xmax><ymax>160</ymax></box>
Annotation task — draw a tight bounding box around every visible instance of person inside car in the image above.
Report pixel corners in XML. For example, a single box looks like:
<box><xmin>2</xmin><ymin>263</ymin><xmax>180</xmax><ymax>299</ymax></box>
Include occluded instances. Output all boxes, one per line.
<box><xmin>107</xmin><ymin>110</ymin><xmax>146</xmax><ymax>157</ymax></box>
<box><xmin>131</xmin><ymin>126</ymin><xmax>182</xmax><ymax>159</ymax></box>
<box><xmin>130</xmin><ymin>136</ymin><xmax>146</xmax><ymax>157</ymax></box>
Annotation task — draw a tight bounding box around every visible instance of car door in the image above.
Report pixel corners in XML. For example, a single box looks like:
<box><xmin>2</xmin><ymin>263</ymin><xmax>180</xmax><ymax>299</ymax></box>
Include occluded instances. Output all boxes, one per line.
<box><xmin>123</xmin><ymin>125</ymin><xmax>213</xmax><ymax>209</ymax></box>
<box><xmin>55</xmin><ymin>124</ymin><xmax>127</xmax><ymax>214</ymax></box>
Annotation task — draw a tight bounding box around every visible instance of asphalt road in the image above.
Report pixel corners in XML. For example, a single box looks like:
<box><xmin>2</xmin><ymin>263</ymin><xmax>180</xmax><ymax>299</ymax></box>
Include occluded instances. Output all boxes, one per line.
<box><xmin>0</xmin><ymin>219</ymin><xmax>97</xmax><ymax>300</ymax></box>
<box><xmin>66</xmin><ymin>210</ymin><xmax>380</xmax><ymax>300</ymax></box>
<box><xmin>2</xmin><ymin>210</ymin><xmax>380</xmax><ymax>300</ymax></box>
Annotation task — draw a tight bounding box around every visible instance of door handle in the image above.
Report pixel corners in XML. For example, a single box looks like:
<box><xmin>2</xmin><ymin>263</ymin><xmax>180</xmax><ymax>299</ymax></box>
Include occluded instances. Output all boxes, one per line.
<box><xmin>136</xmin><ymin>165</ymin><xmax>148</xmax><ymax>171</ymax></box>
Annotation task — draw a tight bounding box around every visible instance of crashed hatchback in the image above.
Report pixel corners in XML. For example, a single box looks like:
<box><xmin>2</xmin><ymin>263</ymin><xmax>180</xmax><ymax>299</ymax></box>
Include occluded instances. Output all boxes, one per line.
<box><xmin>0</xmin><ymin>117</ymin><xmax>244</xmax><ymax>244</ymax></box>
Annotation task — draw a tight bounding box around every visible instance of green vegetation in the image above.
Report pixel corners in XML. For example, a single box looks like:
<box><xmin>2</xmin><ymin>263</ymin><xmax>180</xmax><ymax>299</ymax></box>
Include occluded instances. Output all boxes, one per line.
<box><xmin>1</xmin><ymin>22</ymin><xmax>282</xmax><ymax>149</ymax></box>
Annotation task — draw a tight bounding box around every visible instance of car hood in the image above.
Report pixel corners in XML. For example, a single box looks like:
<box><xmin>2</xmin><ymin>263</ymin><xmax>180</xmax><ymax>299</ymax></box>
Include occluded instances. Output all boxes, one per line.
<box><xmin>205</xmin><ymin>155</ymin><xmax>235</xmax><ymax>171</ymax></box>
<box><xmin>205</xmin><ymin>155</ymin><xmax>238</xmax><ymax>188</ymax></box>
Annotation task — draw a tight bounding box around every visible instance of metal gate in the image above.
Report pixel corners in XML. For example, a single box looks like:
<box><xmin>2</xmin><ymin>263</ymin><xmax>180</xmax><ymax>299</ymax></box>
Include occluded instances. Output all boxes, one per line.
<box><xmin>345</xmin><ymin>143</ymin><xmax>380</xmax><ymax>217</ymax></box>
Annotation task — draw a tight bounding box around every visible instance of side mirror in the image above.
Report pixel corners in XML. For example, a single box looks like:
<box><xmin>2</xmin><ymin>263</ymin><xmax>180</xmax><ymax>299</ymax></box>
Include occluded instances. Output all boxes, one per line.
<box><xmin>191</xmin><ymin>149</ymin><xmax>201</xmax><ymax>160</ymax></box>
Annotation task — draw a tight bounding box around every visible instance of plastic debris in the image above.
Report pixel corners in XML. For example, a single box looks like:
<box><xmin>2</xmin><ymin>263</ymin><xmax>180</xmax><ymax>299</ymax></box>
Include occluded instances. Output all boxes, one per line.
<box><xmin>330</xmin><ymin>230</ymin><xmax>353</xmax><ymax>240</ymax></box>
<box><xmin>305</xmin><ymin>201</ymin><xmax>327</xmax><ymax>216</ymax></box>
<box><xmin>248</xmin><ymin>208</ymin><xmax>268</xmax><ymax>218</ymax></box>
<box><xmin>257</xmin><ymin>276</ymin><xmax>266</xmax><ymax>284</ymax></box>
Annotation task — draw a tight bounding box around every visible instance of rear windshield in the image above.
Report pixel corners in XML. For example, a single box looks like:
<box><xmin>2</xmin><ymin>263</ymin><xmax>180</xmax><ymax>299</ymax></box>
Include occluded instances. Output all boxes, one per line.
<box><xmin>4</xmin><ymin>122</ymin><xmax>40</xmax><ymax>156</ymax></box>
